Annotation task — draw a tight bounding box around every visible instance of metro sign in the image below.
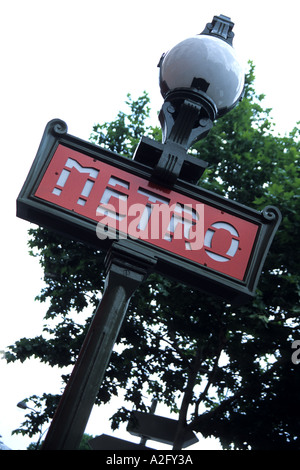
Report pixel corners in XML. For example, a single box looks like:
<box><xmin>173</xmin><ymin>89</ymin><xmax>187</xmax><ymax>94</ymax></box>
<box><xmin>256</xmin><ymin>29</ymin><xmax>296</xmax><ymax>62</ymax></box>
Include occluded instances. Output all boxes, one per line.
<box><xmin>36</xmin><ymin>144</ymin><xmax>258</xmax><ymax>281</ymax></box>
<box><xmin>17</xmin><ymin>119</ymin><xmax>281</xmax><ymax>304</ymax></box>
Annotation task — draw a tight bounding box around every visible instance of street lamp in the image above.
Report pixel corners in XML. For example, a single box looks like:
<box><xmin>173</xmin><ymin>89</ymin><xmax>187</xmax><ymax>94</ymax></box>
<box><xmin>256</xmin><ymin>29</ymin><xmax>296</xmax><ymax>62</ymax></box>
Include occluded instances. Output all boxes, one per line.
<box><xmin>17</xmin><ymin>399</ymin><xmax>46</xmax><ymax>449</ymax></box>
<box><xmin>17</xmin><ymin>399</ymin><xmax>36</xmax><ymax>412</ymax></box>
<box><xmin>135</xmin><ymin>14</ymin><xmax>244</xmax><ymax>185</ymax></box>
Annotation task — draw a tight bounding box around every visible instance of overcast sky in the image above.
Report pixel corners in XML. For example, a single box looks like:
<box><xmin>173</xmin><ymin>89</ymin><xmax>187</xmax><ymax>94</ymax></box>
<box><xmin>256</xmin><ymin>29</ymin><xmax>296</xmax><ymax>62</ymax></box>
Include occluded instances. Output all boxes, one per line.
<box><xmin>0</xmin><ymin>0</ymin><xmax>299</xmax><ymax>450</ymax></box>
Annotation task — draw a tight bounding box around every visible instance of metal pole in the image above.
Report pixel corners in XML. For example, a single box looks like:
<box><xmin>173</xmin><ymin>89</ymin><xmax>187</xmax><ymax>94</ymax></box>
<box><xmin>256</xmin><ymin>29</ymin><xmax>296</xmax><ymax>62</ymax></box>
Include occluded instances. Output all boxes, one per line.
<box><xmin>41</xmin><ymin>241</ymin><xmax>156</xmax><ymax>450</ymax></box>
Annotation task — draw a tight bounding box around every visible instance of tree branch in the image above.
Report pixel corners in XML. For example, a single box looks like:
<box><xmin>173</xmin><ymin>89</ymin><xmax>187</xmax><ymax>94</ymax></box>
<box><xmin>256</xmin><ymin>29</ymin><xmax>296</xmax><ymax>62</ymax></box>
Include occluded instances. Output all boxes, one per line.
<box><xmin>172</xmin><ymin>347</ymin><xmax>203</xmax><ymax>450</ymax></box>
<box><xmin>188</xmin><ymin>355</ymin><xmax>289</xmax><ymax>434</ymax></box>
<box><xmin>194</xmin><ymin>347</ymin><xmax>222</xmax><ymax>418</ymax></box>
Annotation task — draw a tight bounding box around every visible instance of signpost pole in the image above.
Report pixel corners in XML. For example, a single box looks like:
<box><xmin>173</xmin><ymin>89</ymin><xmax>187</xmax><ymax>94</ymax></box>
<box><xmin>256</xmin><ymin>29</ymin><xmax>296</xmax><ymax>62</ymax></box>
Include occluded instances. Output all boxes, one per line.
<box><xmin>41</xmin><ymin>241</ymin><xmax>156</xmax><ymax>450</ymax></box>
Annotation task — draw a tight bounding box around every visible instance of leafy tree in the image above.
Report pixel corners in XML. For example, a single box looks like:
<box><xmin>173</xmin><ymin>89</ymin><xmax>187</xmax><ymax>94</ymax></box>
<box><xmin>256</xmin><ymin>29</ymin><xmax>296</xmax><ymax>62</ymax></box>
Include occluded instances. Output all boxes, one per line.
<box><xmin>7</xmin><ymin>66</ymin><xmax>300</xmax><ymax>449</ymax></box>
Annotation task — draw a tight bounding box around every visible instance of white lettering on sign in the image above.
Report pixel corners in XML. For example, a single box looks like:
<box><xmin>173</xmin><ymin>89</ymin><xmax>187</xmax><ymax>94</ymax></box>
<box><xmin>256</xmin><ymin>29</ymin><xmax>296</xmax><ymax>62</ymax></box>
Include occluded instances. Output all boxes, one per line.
<box><xmin>95</xmin><ymin>178</ymin><xmax>204</xmax><ymax>250</ymax></box>
<box><xmin>136</xmin><ymin>187</ymin><xmax>170</xmax><ymax>231</ymax></box>
<box><xmin>204</xmin><ymin>222</ymin><xmax>240</xmax><ymax>262</ymax></box>
<box><xmin>35</xmin><ymin>145</ymin><xmax>259</xmax><ymax>280</ymax></box>
<box><xmin>96</xmin><ymin>200</ymin><xmax>204</xmax><ymax>250</ymax></box>
<box><xmin>50</xmin><ymin>159</ymin><xmax>240</xmax><ymax>261</ymax></box>
<box><xmin>96</xmin><ymin>176</ymin><xmax>129</xmax><ymax>221</ymax></box>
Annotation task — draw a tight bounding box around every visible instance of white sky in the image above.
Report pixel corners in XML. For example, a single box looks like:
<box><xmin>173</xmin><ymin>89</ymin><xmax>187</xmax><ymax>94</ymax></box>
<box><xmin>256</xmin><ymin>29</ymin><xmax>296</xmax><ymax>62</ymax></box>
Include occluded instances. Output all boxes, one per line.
<box><xmin>0</xmin><ymin>0</ymin><xmax>299</xmax><ymax>450</ymax></box>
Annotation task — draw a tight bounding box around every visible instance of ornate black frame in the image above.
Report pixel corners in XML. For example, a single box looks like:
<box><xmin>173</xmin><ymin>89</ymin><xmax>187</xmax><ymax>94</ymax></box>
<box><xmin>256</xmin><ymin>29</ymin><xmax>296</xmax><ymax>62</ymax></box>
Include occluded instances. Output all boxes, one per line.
<box><xmin>17</xmin><ymin>119</ymin><xmax>281</xmax><ymax>305</ymax></box>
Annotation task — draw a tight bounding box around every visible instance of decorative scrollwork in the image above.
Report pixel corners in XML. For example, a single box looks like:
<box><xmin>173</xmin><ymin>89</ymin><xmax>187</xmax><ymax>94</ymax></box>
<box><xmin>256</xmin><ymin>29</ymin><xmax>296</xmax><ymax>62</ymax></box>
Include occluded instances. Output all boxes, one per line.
<box><xmin>51</xmin><ymin>119</ymin><xmax>68</xmax><ymax>136</ymax></box>
<box><xmin>261</xmin><ymin>205</ymin><xmax>281</xmax><ymax>222</ymax></box>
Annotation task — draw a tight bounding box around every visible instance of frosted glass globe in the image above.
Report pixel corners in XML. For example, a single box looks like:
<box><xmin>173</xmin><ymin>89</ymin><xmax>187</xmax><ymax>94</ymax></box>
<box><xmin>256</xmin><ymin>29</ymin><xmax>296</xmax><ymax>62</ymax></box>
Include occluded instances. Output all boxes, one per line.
<box><xmin>159</xmin><ymin>35</ymin><xmax>244</xmax><ymax>116</ymax></box>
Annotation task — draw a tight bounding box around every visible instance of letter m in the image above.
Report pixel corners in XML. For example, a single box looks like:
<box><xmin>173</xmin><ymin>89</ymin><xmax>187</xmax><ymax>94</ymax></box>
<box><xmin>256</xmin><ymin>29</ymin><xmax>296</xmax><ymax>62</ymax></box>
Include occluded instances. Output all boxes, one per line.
<box><xmin>52</xmin><ymin>158</ymin><xmax>99</xmax><ymax>206</ymax></box>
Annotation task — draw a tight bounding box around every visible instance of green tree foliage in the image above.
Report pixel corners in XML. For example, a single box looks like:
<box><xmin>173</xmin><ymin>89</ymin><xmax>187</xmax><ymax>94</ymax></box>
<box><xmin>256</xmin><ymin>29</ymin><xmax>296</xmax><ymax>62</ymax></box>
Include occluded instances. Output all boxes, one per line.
<box><xmin>90</xmin><ymin>91</ymin><xmax>155</xmax><ymax>156</ymax></box>
<box><xmin>7</xmin><ymin>65</ymin><xmax>300</xmax><ymax>449</ymax></box>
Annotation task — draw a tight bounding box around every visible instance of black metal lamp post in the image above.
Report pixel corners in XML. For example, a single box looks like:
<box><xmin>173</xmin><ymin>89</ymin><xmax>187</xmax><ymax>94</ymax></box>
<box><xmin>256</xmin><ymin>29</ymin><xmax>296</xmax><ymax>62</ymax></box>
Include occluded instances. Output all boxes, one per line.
<box><xmin>16</xmin><ymin>14</ymin><xmax>277</xmax><ymax>451</ymax></box>
<box><xmin>134</xmin><ymin>14</ymin><xmax>245</xmax><ymax>185</ymax></box>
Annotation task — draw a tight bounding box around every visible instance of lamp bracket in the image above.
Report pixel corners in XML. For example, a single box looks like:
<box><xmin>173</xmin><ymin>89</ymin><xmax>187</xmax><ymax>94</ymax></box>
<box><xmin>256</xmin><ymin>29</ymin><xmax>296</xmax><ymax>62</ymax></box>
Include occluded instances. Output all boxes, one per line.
<box><xmin>159</xmin><ymin>89</ymin><xmax>216</xmax><ymax>148</ymax></box>
<box><xmin>134</xmin><ymin>88</ymin><xmax>217</xmax><ymax>186</ymax></box>
<box><xmin>133</xmin><ymin>135</ymin><xmax>208</xmax><ymax>188</ymax></box>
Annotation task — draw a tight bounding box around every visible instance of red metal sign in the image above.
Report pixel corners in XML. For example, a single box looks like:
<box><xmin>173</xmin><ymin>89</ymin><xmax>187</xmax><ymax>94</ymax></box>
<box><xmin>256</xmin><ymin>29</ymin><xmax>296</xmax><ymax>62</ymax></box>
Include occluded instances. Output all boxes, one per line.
<box><xmin>35</xmin><ymin>144</ymin><xmax>258</xmax><ymax>282</ymax></box>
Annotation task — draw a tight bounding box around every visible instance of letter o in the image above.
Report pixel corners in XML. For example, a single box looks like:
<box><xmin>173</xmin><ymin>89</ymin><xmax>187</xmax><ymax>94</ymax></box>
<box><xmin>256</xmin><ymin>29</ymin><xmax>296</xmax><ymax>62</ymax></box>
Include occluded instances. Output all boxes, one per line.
<box><xmin>204</xmin><ymin>222</ymin><xmax>239</xmax><ymax>262</ymax></box>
